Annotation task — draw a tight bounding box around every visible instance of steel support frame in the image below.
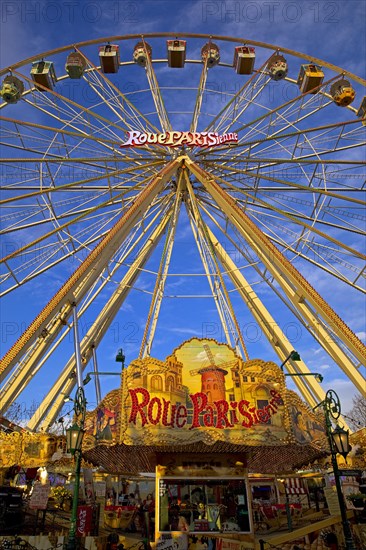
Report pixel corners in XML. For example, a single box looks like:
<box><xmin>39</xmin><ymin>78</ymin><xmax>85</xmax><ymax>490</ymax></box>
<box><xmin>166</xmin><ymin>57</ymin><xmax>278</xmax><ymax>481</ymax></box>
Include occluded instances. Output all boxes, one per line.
<box><xmin>0</xmin><ymin>159</ymin><xmax>181</xmax><ymax>399</ymax></box>
<box><xmin>186</xmin><ymin>157</ymin><xmax>366</xmax><ymax>396</ymax></box>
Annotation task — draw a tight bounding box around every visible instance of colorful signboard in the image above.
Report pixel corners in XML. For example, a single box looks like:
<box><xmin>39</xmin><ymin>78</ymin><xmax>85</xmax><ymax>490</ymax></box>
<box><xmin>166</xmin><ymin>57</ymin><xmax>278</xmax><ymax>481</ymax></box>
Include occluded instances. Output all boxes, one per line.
<box><xmin>83</xmin><ymin>338</ymin><xmax>327</xmax><ymax>452</ymax></box>
<box><xmin>76</xmin><ymin>505</ymin><xmax>93</xmax><ymax>536</ymax></box>
<box><xmin>120</xmin><ymin>131</ymin><xmax>238</xmax><ymax>148</ymax></box>
<box><xmin>120</xmin><ymin>339</ymin><xmax>291</xmax><ymax>446</ymax></box>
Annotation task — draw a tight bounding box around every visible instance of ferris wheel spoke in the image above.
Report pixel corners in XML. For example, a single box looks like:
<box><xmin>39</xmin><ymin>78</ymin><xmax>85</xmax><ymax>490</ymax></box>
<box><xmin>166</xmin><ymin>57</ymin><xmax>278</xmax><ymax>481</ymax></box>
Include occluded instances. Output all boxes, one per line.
<box><xmin>199</xmin><ymin>76</ymin><xmax>341</xmax><ymax>164</ymax></box>
<box><xmin>1</xmin><ymin>227</ymin><xmax>112</xmax><ymax>297</ymax></box>
<box><xmin>243</xmin><ymin>198</ymin><xmax>365</xmax><ymax>237</ymax></box>
<box><xmin>199</xmin><ymin>186</ymin><xmax>365</xmax><ymax>292</ymax></box>
<box><xmin>246</xmin><ymin>208</ymin><xmax>365</xmax><ymax>290</ymax></box>
<box><xmin>220</xmin><ymin>179</ymin><xmax>366</xmax><ymax>265</ymax></box>
<box><xmin>1</xmin><ymin>173</ymin><xmax>156</xmax><ymax>276</ymax></box>
<box><xmin>200</xmin><ymin>199</ymin><xmax>365</xmax><ymax>292</ymax></box>
<box><xmin>202</xmin><ymin>53</ymin><xmax>275</xmax><ymax>135</ymax></box>
<box><xmin>238</xmin><ymin>126</ymin><xmax>366</xmax><ymax>165</ymax></box>
<box><xmin>140</xmin><ymin>41</ymin><xmax>172</xmax><ymax>133</ymax></box>
<box><xmin>206</xmin><ymin>118</ymin><xmax>363</xmax><ymax>156</ymax></box>
<box><xmin>0</xmin><ymin>195</ymin><xmax>141</xmax><ymax>291</ymax></box>
<box><xmin>29</xmin><ymin>204</ymin><xmax>175</xmax><ymax>429</ymax></box>
<box><xmin>0</xmin><ymin>115</ymin><xmax>125</xmax><ymax>149</ymax></box>
<box><xmin>190</xmin><ymin>58</ymin><xmax>209</xmax><ymax>133</ymax></box>
<box><xmin>74</xmin><ymin>46</ymin><xmax>161</xmax><ymax>134</ymax></box>
<box><xmin>209</xmin><ymin>162</ymin><xmax>365</xmax><ymax>206</ymax></box>
<box><xmin>0</xmin><ymin>166</ymin><xmax>165</xmax><ymax>285</ymax></box>
<box><xmin>0</xmin><ymin>160</ymin><xmax>162</xmax><ymax>209</ymax></box>
<box><xmin>11</xmin><ymin>68</ymin><xmax>165</xmax><ymax>163</ymax></box>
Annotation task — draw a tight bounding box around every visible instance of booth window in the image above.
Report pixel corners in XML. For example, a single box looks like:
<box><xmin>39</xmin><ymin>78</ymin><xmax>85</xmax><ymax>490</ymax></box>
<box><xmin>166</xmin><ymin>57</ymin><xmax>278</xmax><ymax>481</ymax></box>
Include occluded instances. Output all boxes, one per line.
<box><xmin>158</xmin><ymin>478</ymin><xmax>250</xmax><ymax>534</ymax></box>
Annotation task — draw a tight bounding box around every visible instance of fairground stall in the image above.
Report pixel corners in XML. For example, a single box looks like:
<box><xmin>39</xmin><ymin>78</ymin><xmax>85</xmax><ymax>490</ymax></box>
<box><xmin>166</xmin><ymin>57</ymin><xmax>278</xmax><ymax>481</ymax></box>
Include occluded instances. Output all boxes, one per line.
<box><xmin>1</xmin><ymin>339</ymin><xmax>365</xmax><ymax>549</ymax></box>
<box><xmin>81</xmin><ymin>337</ymin><xmax>336</xmax><ymax>549</ymax></box>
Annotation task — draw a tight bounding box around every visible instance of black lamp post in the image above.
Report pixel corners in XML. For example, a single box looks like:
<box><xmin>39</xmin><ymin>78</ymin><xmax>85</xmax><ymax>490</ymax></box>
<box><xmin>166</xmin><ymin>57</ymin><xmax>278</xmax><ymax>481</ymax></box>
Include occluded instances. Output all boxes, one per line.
<box><xmin>65</xmin><ymin>386</ymin><xmax>86</xmax><ymax>549</ymax></box>
<box><xmin>280</xmin><ymin>350</ymin><xmax>301</xmax><ymax>371</ymax></box>
<box><xmin>115</xmin><ymin>348</ymin><xmax>125</xmax><ymax>367</ymax></box>
<box><xmin>314</xmin><ymin>389</ymin><xmax>355</xmax><ymax>550</ymax></box>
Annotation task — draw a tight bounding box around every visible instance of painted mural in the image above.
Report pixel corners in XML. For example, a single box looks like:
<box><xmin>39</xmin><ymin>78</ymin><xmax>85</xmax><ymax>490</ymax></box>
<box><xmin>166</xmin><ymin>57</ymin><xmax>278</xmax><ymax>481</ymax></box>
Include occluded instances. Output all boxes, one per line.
<box><xmin>84</xmin><ymin>389</ymin><xmax>120</xmax><ymax>442</ymax></box>
<box><xmin>82</xmin><ymin>339</ymin><xmax>327</xmax><ymax>451</ymax></box>
<box><xmin>113</xmin><ymin>338</ymin><xmax>327</xmax><ymax>448</ymax></box>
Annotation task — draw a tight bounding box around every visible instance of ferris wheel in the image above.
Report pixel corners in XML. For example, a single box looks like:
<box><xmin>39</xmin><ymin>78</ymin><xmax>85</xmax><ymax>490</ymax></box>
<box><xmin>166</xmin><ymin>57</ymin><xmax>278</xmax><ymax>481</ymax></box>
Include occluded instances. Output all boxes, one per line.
<box><xmin>0</xmin><ymin>33</ymin><xmax>365</xmax><ymax>432</ymax></box>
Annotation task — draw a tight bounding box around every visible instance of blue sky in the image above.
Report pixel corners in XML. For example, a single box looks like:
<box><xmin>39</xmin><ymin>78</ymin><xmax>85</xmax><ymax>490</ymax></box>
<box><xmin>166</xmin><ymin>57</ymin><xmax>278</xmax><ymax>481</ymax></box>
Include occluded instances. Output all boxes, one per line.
<box><xmin>0</xmin><ymin>0</ymin><xmax>365</xmax><ymax>424</ymax></box>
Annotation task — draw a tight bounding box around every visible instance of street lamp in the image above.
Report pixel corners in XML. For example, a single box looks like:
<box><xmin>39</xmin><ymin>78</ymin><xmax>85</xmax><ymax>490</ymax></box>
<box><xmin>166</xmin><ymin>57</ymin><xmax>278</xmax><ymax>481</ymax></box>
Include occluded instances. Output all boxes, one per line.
<box><xmin>115</xmin><ymin>348</ymin><xmax>125</xmax><ymax>367</ymax></box>
<box><xmin>314</xmin><ymin>389</ymin><xmax>355</xmax><ymax>550</ymax></box>
<box><xmin>65</xmin><ymin>385</ymin><xmax>86</xmax><ymax>549</ymax></box>
<box><xmin>280</xmin><ymin>350</ymin><xmax>301</xmax><ymax>371</ymax></box>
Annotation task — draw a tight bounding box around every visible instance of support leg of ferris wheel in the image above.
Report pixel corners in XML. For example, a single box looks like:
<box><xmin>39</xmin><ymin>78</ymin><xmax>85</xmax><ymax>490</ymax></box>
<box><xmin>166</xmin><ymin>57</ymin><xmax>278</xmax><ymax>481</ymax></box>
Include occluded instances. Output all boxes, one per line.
<box><xmin>185</xmin><ymin>157</ymin><xmax>366</xmax><ymax>396</ymax></box>
<box><xmin>204</xmin><ymin>224</ymin><xmax>327</xmax><ymax>410</ymax></box>
<box><xmin>0</xmin><ymin>159</ymin><xmax>182</xmax><ymax>383</ymax></box>
<box><xmin>0</xmin><ymin>195</ymin><xmax>172</xmax><ymax>415</ymax></box>
<box><xmin>28</xmin><ymin>210</ymin><xmax>174</xmax><ymax>431</ymax></box>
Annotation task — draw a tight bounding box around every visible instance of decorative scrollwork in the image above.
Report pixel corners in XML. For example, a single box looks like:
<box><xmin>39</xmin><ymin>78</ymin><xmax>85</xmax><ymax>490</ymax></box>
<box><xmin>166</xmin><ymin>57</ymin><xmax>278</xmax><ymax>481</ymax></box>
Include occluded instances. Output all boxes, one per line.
<box><xmin>324</xmin><ymin>389</ymin><xmax>341</xmax><ymax>421</ymax></box>
<box><xmin>74</xmin><ymin>386</ymin><xmax>86</xmax><ymax>423</ymax></box>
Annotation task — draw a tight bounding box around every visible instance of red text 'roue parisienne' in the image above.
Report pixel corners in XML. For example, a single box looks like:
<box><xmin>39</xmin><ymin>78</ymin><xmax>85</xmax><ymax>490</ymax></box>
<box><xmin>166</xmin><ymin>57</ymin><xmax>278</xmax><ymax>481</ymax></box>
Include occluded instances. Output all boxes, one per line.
<box><xmin>128</xmin><ymin>388</ymin><xmax>283</xmax><ymax>429</ymax></box>
<box><xmin>120</xmin><ymin>130</ymin><xmax>238</xmax><ymax>148</ymax></box>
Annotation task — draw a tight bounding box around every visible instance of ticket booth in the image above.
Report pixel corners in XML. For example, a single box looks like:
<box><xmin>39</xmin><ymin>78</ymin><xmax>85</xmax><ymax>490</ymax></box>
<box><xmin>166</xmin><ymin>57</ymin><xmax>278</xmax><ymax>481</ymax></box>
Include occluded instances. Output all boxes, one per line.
<box><xmin>82</xmin><ymin>338</ymin><xmax>329</xmax><ymax>547</ymax></box>
<box><xmin>157</xmin><ymin>455</ymin><xmax>251</xmax><ymax>536</ymax></box>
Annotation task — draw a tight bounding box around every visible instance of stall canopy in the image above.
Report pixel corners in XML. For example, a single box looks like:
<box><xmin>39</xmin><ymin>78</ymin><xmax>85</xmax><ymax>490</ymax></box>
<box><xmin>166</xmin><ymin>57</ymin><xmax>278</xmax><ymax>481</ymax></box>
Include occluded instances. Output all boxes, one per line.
<box><xmin>285</xmin><ymin>477</ymin><xmax>307</xmax><ymax>494</ymax></box>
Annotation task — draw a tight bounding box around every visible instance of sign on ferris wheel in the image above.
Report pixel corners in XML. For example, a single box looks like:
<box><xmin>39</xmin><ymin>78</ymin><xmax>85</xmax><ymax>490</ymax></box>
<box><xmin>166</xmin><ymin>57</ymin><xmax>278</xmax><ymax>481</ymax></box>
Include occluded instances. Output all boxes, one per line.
<box><xmin>120</xmin><ymin>130</ymin><xmax>239</xmax><ymax>148</ymax></box>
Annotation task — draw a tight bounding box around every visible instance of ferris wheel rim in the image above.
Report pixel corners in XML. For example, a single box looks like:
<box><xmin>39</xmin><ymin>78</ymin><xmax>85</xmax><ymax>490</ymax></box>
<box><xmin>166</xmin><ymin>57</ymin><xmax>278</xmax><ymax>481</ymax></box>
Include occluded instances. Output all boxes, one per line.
<box><xmin>0</xmin><ymin>32</ymin><xmax>365</xmax><ymax>87</ymax></box>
